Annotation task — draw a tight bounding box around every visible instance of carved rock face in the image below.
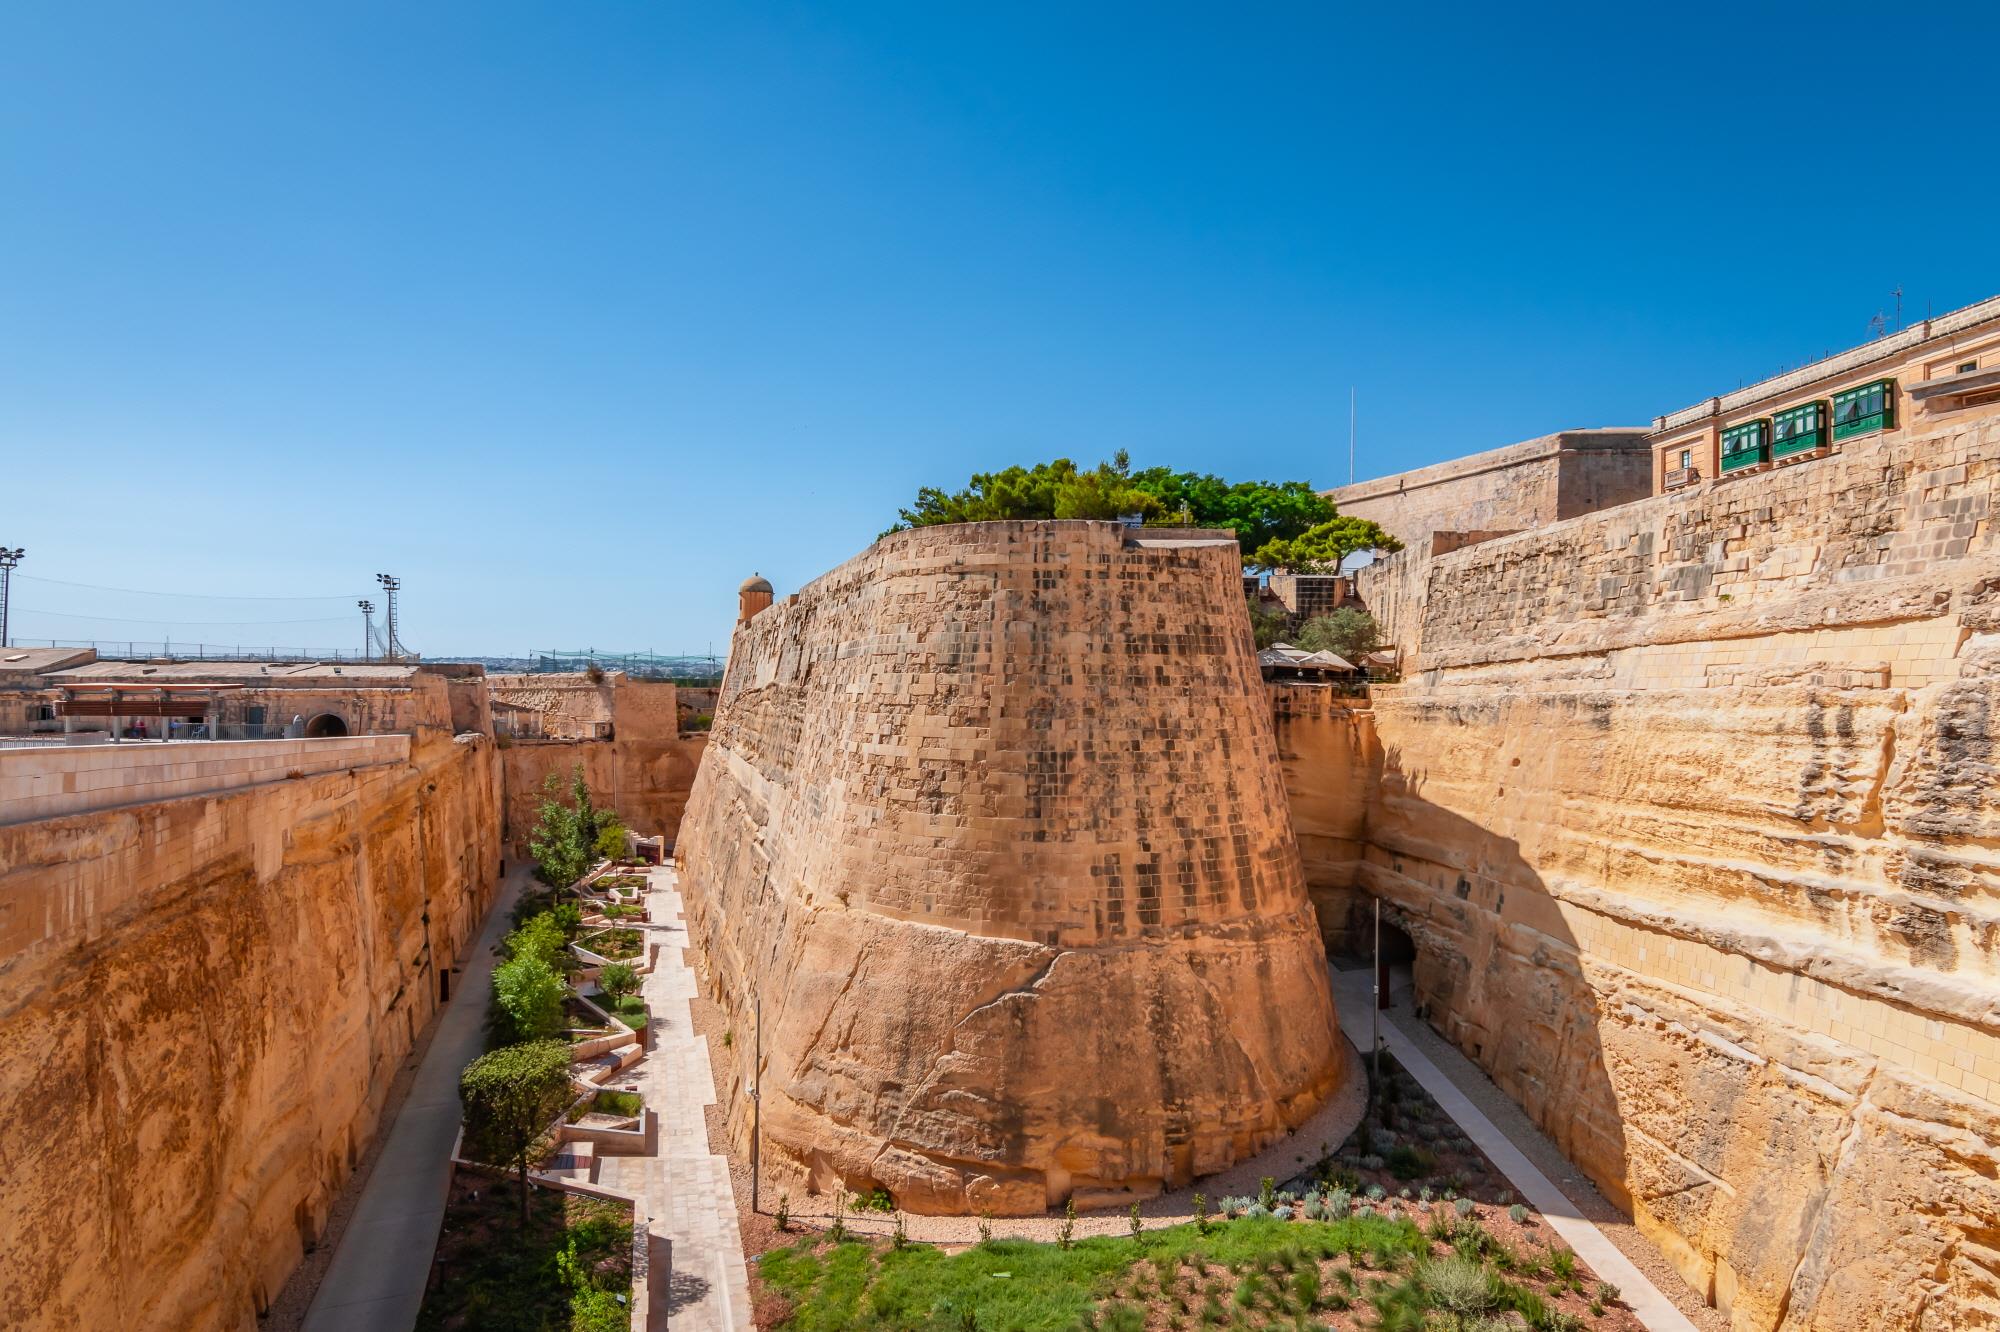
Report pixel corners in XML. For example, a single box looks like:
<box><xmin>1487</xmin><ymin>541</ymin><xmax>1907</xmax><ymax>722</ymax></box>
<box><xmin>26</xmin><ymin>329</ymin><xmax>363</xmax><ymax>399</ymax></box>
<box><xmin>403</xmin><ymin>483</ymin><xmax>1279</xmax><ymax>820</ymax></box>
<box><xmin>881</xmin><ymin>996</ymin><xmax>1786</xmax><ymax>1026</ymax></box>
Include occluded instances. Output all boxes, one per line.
<box><xmin>676</xmin><ymin>521</ymin><xmax>1345</xmax><ymax>1213</ymax></box>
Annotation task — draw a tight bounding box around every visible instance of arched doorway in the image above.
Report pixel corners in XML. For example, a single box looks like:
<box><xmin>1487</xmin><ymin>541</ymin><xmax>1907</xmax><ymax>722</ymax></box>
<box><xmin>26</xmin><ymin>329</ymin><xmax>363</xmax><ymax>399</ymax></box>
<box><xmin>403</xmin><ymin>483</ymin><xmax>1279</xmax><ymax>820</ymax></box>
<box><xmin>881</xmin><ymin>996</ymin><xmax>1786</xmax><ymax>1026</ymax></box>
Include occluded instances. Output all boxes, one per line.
<box><xmin>304</xmin><ymin>713</ymin><xmax>349</xmax><ymax>738</ymax></box>
<box><xmin>1377</xmin><ymin>917</ymin><xmax>1417</xmax><ymax>1011</ymax></box>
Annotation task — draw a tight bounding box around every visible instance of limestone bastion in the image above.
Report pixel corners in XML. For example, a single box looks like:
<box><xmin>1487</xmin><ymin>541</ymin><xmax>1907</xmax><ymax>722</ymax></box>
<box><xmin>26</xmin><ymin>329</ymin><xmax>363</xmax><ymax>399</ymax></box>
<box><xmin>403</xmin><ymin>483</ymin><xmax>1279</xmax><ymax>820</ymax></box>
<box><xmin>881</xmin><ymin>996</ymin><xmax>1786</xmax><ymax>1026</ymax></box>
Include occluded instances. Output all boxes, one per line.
<box><xmin>675</xmin><ymin>519</ymin><xmax>1344</xmax><ymax>1214</ymax></box>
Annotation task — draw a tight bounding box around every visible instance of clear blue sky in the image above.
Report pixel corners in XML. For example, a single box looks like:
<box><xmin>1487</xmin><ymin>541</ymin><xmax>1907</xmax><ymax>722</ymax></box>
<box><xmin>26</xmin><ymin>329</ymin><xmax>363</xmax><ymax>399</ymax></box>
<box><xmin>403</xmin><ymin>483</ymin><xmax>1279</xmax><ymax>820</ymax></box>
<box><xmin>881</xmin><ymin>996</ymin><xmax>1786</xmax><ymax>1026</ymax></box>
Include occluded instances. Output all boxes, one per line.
<box><xmin>4</xmin><ymin>2</ymin><xmax>1996</xmax><ymax>655</ymax></box>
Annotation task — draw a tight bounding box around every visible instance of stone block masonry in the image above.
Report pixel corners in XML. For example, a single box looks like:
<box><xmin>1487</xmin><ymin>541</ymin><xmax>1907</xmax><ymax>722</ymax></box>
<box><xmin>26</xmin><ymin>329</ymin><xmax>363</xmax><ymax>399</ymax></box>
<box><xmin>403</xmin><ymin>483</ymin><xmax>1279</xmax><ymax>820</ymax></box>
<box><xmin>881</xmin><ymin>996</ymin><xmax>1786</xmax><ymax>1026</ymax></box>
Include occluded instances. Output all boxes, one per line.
<box><xmin>1317</xmin><ymin>404</ymin><xmax>2000</xmax><ymax>1330</ymax></box>
<box><xmin>674</xmin><ymin>520</ymin><xmax>1345</xmax><ymax>1215</ymax></box>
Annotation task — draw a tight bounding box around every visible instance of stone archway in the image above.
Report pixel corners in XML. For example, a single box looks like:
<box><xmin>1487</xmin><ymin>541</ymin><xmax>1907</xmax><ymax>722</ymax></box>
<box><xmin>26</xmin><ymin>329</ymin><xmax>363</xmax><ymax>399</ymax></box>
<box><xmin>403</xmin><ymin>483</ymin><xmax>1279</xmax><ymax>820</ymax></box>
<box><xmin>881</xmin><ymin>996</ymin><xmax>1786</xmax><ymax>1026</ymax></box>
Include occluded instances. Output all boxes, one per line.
<box><xmin>303</xmin><ymin>713</ymin><xmax>349</xmax><ymax>738</ymax></box>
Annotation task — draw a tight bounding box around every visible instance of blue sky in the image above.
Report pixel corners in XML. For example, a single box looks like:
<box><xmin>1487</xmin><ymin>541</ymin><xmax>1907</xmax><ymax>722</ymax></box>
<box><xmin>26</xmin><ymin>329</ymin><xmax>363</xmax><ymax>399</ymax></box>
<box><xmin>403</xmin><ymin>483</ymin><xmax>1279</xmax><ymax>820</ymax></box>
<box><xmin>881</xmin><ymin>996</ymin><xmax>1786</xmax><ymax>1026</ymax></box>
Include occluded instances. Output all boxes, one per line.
<box><xmin>4</xmin><ymin>2</ymin><xmax>1996</xmax><ymax>654</ymax></box>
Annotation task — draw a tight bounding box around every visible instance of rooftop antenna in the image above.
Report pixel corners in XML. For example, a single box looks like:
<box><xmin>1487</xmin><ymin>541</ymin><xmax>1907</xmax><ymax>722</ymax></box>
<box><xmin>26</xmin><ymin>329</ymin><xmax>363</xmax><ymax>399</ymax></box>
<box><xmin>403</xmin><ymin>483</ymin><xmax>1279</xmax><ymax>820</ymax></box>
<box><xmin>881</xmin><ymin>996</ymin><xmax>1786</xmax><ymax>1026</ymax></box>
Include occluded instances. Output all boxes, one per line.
<box><xmin>1349</xmin><ymin>386</ymin><xmax>1356</xmax><ymax>486</ymax></box>
<box><xmin>1894</xmin><ymin>286</ymin><xmax>1904</xmax><ymax>332</ymax></box>
<box><xmin>1869</xmin><ymin>311</ymin><xmax>1887</xmax><ymax>340</ymax></box>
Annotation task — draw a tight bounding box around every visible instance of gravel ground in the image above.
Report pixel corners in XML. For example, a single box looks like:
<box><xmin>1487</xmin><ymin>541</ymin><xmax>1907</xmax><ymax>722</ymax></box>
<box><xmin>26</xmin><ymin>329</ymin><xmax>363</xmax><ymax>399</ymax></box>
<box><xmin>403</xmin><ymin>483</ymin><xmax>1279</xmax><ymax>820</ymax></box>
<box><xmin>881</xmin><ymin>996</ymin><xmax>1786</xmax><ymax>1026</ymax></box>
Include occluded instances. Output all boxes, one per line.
<box><xmin>1374</xmin><ymin>981</ymin><xmax>1727</xmax><ymax>1332</ymax></box>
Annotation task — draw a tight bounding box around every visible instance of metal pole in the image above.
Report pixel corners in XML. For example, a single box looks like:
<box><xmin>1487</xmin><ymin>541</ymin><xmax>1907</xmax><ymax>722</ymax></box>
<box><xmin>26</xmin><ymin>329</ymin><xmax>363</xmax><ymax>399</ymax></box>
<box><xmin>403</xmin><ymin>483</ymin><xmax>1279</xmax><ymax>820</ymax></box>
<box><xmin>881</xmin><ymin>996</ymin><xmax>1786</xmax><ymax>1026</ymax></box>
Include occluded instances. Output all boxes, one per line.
<box><xmin>751</xmin><ymin>992</ymin><xmax>763</xmax><ymax>1215</ymax></box>
<box><xmin>1371</xmin><ymin>897</ymin><xmax>1381</xmax><ymax>1086</ymax></box>
<box><xmin>1349</xmin><ymin>387</ymin><xmax>1356</xmax><ymax>486</ymax></box>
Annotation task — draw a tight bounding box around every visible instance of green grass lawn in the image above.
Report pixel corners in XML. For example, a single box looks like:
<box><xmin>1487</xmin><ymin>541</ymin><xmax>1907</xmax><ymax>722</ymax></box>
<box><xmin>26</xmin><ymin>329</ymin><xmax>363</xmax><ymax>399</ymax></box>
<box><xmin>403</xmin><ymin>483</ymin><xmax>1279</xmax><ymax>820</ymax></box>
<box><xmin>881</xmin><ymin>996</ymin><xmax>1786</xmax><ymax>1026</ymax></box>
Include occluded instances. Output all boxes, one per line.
<box><xmin>757</xmin><ymin>1215</ymin><xmax>1433</xmax><ymax>1332</ymax></box>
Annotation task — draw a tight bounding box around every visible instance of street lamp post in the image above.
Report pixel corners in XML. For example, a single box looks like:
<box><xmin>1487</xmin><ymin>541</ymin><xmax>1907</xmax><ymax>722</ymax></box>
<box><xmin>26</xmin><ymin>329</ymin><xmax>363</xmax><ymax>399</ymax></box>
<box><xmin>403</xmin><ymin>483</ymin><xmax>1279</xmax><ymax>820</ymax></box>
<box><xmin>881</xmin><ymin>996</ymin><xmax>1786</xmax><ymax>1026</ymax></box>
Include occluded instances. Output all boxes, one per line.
<box><xmin>0</xmin><ymin>546</ymin><xmax>24</xmax><ymax>649</ymax></box>
<box><xmin>358</xmin><ymin>600</ymin><xmax>375</xmax><ymax>662</ymax></box>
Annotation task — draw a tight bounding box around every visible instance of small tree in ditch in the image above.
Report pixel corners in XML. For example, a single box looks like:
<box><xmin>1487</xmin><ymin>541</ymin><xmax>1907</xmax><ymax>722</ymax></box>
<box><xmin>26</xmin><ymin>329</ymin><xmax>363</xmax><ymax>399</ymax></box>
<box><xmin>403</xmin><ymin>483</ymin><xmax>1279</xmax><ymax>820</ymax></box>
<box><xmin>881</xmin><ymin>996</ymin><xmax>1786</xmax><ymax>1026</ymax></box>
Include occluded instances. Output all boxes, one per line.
<box><xmin>528</xmin><ymin>770</ymin><xmax>592</xmax><ymax>890</ymax></box>
<box><xmin>594</xmin><ymin>817</ymin><xmax>628</xmax><ymax>862</ymax></box>
<box><xmin>598</xmin><ymin>962</ymin><xmax>639</xmax><ymax>1006</ymax></box>
<box><xmin>460</xmin><ymin>1040</ymin><xmax>575</xmax><ymax>1223</ymax></box>
<box><xmin>493</xmin><ymin>952</ymin><xmax>566</xmax><ymax>1042</ymax></box>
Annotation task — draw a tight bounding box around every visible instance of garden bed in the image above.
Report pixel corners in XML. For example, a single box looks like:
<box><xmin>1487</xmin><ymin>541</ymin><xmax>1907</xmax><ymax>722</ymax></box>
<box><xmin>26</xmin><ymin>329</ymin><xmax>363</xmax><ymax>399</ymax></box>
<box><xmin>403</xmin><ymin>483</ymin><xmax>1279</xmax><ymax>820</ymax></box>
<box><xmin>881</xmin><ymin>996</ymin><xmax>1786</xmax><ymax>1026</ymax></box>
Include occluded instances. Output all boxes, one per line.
<box><xmin>417</xmin><ymin>1171</ymin><xmax>635</xmax><ymax>1332</ymax></box>
<box><xmin>757</xmin><ymin>1211</ymin><xmax>1638</xmax><ymax>1332</ymax></box>
<box><xmin>577</xmin><ymin>928</ymin><xmax>646</xmax><ymax>962</ymax></box>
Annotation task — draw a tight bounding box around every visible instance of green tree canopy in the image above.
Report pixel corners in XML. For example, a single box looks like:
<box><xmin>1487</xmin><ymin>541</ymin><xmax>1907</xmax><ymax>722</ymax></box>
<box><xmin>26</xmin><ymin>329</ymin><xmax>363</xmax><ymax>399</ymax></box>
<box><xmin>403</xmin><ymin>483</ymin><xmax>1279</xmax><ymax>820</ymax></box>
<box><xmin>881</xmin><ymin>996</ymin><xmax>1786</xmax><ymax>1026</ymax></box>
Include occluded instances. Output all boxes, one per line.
<box><xmin>492</xmin><ymin>953</ymin><xmax>566</xmax><ymax>1044</ymax></box>
<box><xmin>597</xmin><ymin>962</ymin><xmax>639</xmax><ymax>1005</ymax></box>
<box><xmin>459</xmin><ymin>1040</ymin><xmax>575</xmax><ymax>1222</ymax></box>
<box><xmin>1246</xmin><ymin>516</ymin><xmax>1402</xmax><ymax>573</ymax></box>
<box><xmin>1293</xmin><ymin>607</ymin><xmax>1383</xmax><ymax>662</ymax></box>
<box><xmin>892</xmin><ymin>454</ymin><xmax>1383</xmax><ymax>567</ymax></box>
<box><xmin>1125</xmin><ymin>467</ymin><xmax>1339</xmax><ymax>555</ymax></box>
<box><xmin>528</xmin><ymin>764</ymin><xmax>603</xmax><ymax>890</ymax></box>
<box><xmin>893</xmin><ymin>452</ymin><xmax>1164</xmax><ymax>529</ymax></box>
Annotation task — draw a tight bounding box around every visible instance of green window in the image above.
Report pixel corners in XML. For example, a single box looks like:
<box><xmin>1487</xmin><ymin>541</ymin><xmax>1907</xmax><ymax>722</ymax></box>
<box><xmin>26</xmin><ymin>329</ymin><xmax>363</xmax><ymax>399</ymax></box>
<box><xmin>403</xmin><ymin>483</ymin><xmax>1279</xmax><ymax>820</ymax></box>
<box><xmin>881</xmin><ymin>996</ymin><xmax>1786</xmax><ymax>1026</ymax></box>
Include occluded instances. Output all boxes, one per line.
<box><xmin>1832</xmin><ymin>379</ymin><xmax>1895</xmax><ymax>440</ymax></box>
<box><xmin>1721</xmin><ymin>419</ymin><xmax>1768</xmax><ymax>472</ymax></box>
<box><xmin>1772</xmin><ymin>401</ymin><xmax>1825</xmax><ymax>458</ymax></box>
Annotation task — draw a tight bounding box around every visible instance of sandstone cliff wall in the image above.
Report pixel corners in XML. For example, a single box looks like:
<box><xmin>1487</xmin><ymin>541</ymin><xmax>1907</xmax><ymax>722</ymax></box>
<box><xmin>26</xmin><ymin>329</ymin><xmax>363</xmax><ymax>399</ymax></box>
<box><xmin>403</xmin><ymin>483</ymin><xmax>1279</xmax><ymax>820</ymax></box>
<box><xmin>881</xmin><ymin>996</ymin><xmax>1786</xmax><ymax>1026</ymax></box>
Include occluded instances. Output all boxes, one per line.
<box><xmin>1317</xmin><ymin>410</ymin><xmax>2000</xmax><ymax>1329</ymax></box>
<box><xmin>676</xmin><ymin>521</ymin><xmax>1343</xmax><ymax>1215</ymax></box>
<box><xmin>1267</xmin><ymin>685</ymin><xmax>1375</xmax><ymax>952</ymax></box>
<box><xmin>0</xmin><ymin>733</ymin><xmax>502</xmax><ymax>1332</ymax></box>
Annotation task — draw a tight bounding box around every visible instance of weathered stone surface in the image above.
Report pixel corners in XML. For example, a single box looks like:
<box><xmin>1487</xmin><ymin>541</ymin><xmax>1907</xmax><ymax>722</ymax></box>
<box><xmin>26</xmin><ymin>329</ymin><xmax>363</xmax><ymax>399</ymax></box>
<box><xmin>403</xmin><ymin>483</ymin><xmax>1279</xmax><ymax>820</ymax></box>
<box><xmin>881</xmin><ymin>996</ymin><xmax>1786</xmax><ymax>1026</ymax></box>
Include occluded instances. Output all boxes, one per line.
<box><xmin>1306</xmin><ymin>409</ymin><xmax>2000</xmax><ymax>1330</ymax></box>
<box><xmin>0</xmin><ymin>734</ymin><xmax>501</xmax><ymax>1332</ymax></box>
<box><xmin>676</xmin><ymin>520</ymin><xmax>1344</xmax><ymax>1213</ymax></box>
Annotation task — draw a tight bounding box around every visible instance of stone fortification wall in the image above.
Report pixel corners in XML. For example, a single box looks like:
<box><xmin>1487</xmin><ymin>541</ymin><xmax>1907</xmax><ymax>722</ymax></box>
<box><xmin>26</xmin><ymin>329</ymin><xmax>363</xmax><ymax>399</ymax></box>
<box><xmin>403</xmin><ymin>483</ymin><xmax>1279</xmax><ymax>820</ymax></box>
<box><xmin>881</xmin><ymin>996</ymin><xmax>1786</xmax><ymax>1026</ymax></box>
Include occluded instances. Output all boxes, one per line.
<box><xmin>676</xmin><ymin>520</ymin><xmax>1343</xmax><ymax>1214</ymax></box>
<box><xmin>0</xmin><ymin>733</ymin><xmax>501</xmax><ymax>1332</ymax></box>
<box><xmin>499</xmin><ymin>731</ymin><xmax>706</xmax><ymax>855</ymax></box>
<box><xmin>1315</xmin><ymin>408</ymin><xmax>2000</xmax><ymax>1329</ymax></box>
<box><xmin>1326</xmin><ymin>429</ymin><xmax>1651</xmax><ymax>549</ymax></box>
<box><xmin>1267</xmin><ymin>684</ymin><xmax>1375</xmax><ymax>951</ymax></box>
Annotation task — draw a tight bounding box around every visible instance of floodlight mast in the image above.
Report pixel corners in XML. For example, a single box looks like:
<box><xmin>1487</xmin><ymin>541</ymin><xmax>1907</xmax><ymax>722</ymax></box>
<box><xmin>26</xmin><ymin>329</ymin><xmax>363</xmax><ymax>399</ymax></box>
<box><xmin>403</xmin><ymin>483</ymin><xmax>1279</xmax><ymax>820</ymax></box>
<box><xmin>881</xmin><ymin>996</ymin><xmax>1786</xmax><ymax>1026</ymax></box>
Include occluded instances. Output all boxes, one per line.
<box><xmin>0</xmin><ymin>546</ymin><xmax>24</xmax><ymax>649</ymax></box>
<box><xmin>375</xmin><ymin>574</ymin><xmax>402</xmax><ymax>661</ymax></box>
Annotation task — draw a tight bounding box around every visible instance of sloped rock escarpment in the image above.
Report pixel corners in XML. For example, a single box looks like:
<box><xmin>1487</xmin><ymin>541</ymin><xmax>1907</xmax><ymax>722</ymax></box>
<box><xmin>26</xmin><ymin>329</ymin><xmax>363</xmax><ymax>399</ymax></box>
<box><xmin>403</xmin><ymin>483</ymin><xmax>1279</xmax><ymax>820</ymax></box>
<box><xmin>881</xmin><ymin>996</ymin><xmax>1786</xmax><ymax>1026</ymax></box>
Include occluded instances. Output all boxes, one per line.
<box><xmin>676</xmin><ymin>520</ymin><xmax>1344</xmax><ymax>1214</ymax></box>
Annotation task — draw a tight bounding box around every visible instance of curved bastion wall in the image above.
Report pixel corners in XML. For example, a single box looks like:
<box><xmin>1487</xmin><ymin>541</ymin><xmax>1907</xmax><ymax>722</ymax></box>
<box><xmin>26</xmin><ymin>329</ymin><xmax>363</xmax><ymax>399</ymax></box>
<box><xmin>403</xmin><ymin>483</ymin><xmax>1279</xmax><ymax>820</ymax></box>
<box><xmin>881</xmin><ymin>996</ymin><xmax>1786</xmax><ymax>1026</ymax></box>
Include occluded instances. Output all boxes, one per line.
<box><xmin>675</xmin><ymin>520</ymin><xmax>1344</xmax><ymax>1214</ymax></box>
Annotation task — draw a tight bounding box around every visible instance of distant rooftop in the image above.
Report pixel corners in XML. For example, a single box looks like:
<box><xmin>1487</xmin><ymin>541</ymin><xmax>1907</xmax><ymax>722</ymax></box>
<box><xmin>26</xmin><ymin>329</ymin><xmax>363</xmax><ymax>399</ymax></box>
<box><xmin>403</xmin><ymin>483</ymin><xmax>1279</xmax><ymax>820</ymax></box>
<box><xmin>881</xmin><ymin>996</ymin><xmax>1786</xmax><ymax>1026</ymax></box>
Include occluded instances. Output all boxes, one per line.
<box><xmin>1655</xmin><ymin>292</ymin><xmax>2000</xmax><ymax>432</ymax></box>
<box><xmin>42</xmin><ymin>661</ymin><xmax>425</xmax><ymax>686</ymax></box>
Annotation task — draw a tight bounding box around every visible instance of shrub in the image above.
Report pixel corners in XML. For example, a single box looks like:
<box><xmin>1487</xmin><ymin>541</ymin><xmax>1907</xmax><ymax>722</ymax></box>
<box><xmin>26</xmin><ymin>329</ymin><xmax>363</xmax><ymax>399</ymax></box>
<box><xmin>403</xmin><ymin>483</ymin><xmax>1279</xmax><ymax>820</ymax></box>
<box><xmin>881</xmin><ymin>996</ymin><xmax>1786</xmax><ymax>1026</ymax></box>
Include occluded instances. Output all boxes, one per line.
<box><xmin>551</xmin><ymin>901</ymin><xmax>583</xmax><ymax>940</ymax></box>
<box><xmin>1058</xmin><ymin>1198</ymin><xmax>1076</xmax><ymax>1250</ymax></box>
<box><xmin>1259</xmin><ymin>1177</ymin><xmax>1276</xmax><ymax>1207</ymax></box>
<box><xmin>1596</xmin><ymin>1282</ymin><xmax>1621</xmax><ymax>1304</ymax></box>
<box><xmin>1387</xmin><ymin>1144</ymin><xmax>1435</xmax><ymax>1181</ymax></box>
<box><xmin>1366</xmin><ymin>1185</ymin><xmax>1387</xmax><ymax>1202</ymax></box>
<box><xmin>1454</xmin><ymin>1197</ymin><xmax>1477</xmax><ymax>1218</ymax></box>
<box><xmin>1509</xmin><ymin>1203</ymin><xmax>1530</xmax><ymax>1225</ymax></box>
<box><xmin>1193</xmin><ymin>1193</ymin><xmax>1209</xmax><ymax>1233</ymax></box>
<box><xmin>775</xmin><ymin>1192</ymin><xmax>789</xmax><ymax>1231</ymax></box>
<box><xmin>1418</xmin><ymin>1255</ymin><xmax>1497</xmax><ymax>1315</ymax></box>
<box><xmin>1550</xmin><ymin>1247</ymin><xmax>1579</xmax><ymax>1282</ymax></box>
<box><xmin>1290</xmin><ymin>1263</ymin><xmax>1320</xmax><ymax>1311</ymax></box>
<box><xmin>594</xmin><ymin>819</ymin><xmax>628</xmax><ymax>862</ymax></box>
<box><xmin>570</xmin><ymin>1285</ymin><xmax>629</xmax><ymax>1332</ymax></box>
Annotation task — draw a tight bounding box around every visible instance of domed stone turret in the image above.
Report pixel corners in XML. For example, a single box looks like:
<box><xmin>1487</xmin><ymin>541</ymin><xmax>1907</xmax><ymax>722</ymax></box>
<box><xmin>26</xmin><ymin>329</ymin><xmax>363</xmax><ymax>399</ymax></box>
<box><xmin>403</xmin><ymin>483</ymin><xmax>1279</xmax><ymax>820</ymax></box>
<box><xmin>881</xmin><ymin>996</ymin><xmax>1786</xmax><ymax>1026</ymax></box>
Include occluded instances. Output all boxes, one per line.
<box><xmin>738</xmin><ymin>573</ymin><xmax>774</xmax><ymax>624</ymax></box>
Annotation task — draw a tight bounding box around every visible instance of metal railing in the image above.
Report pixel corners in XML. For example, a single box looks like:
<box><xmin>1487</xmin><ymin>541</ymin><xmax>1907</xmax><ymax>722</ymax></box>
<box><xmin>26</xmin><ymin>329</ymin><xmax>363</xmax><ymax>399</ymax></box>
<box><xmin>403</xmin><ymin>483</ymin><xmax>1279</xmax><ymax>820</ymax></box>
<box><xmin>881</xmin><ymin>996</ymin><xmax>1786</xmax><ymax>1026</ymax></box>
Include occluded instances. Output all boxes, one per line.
<box><xmin>7</xmin><ymin>638</ymin><xmax>396</xmax><ymax>663</ymax></box>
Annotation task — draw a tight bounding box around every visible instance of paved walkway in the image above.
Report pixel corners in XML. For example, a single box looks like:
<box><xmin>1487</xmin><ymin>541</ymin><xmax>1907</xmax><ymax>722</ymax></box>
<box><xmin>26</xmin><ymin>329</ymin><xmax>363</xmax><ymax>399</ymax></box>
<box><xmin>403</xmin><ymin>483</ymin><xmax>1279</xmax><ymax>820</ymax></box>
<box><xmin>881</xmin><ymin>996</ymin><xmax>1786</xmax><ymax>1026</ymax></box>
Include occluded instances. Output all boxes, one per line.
<box><xmin>300</xmin><ymin>866</ymin><xmax>528</xmax><ymax>1332</ymax></box>
<box><xmin>597</xmin><ymin>865</ymin><xmax>753</xmax><ymax>1331</ymax></box>
<box><xmin>1327</xmin><ymin>965</ymin><xmax>1698</xmax><ymax>1332</ymax></box>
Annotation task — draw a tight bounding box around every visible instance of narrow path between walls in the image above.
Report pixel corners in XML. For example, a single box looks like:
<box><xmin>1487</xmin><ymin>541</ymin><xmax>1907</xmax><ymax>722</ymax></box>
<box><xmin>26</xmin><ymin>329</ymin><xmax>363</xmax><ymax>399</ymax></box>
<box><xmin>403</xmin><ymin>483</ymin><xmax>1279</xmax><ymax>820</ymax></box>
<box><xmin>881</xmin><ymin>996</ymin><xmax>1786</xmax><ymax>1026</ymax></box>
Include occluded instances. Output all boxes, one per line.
<box><xmin>1326</xmin><ymin>964</ymin><xmax>1708</xmax><ymax>1332</ymax></box>
<box><xmin>597</xmin><ymin>864</ymin><xmax>754</xmax><ymax>1331</ymax></box>
<box><xmin>298</xmin><ymin>865</ymin><xmax>530</xmax><ymax>1332</ymax></box>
